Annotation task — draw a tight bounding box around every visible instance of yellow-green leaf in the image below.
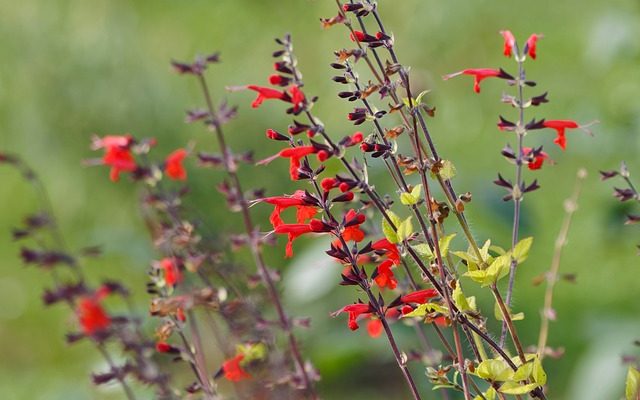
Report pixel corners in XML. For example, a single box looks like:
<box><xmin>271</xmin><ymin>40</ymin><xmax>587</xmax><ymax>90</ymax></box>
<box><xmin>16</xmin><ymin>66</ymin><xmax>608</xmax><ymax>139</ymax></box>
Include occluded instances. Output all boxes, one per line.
<box><xmin>494</xmin><ymin>301</ymin><xmax>525</xmax><ymax>321</ymax></box>
<box><xmin>453</xmin><ymin>283</ymin><xmax>474</xmax><ymax>312</ymax></box>
<box><xmin>626</xmin><ymin>366</ymin><xmax>640</xmax><ymax>400</ymax></box>
<box><xmin>475</xmin><ymin>359</ymin><xmax>512</xmax><ymax>381</ymax></box>
<box><xmin>382</xmin><ymin>211</ymin><xmax>401</xmax><ymax>244</ymax></box>
<box><xmin>400</xmin><ymin>192</ymin><xmax>417</xmax><ymax>205</ymax></box>
<box><xmin>513</xmin><ymin>237</ymin><xmax>533</xmax><ymax>264</ymax></box>
<box><xmin>415</xmin><ymin>90</ymin><xmax>431</xmax><ymax>106</ymax></box>
<box><xmin>438</xmin><ymin>233</ymin><xmax>456</xmax><ymax>258</ymax></box>
<box><xmin>413</xmin><ymin>243</ymin><xmax>434</xmax><ymax>260</ymax></box>
<box><xmin>411</xmin><ymin>184</ymin><xmax>423</xmax><ymax>200</ymax></box>
<box><xmin>402</xmin><ymin>302</ymin><xmax>448</xmax><ymax>318</ymax></box>
<box><xmin>499</xmin><ymin>382</ymin><xmax>539</xmax><ymax>395</ymax></box>
<box><xmin>532</xmin><ymin>357</ymin><xmax>547</xmax><ymax>385</ymax></box>
<box><xmin>397</xmin><ymin>217</ymin><xmax>414</xmax><ymax>242</ymax></box>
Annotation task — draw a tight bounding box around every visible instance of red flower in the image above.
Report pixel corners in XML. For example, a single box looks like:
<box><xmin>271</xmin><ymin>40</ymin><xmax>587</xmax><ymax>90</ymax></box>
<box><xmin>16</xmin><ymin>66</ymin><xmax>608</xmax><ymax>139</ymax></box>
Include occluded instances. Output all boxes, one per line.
<box><xmin>246</xmin><ymin>85</ymin><xmax>288</xmax><ymax>108</ymax></box>
<box><xmin>155</xmin><ymin>342</ymin><xmax>178</xmax><ymax>354</ymax></box>
<box><xmin>372</xmin><ymin>238</ymin><xmax>401</xmax><ymax>265</ymax></box>
<box><xmin>500</xmin><ymin>30</ymin><xmax>516</xmax><ymax>57</ymax></box>
<box><xmin>400</xmin><ymin>288</ymin><xmax>439</xmax><ymax>304</ymax></box>
<box><xmin>374</xmin><ymin>259</ymin><xmax>397</xmax><ymax>290</ymax></box>
<box><xmin>543</xmin><ymin>119</ymin><xmax>579</xmax><ymax>150</ymax></box>
<box><xmin>274</xmin><ymin>223</ymin><xmax>314</xmax><ymax>258</ymax></box>
<box><xmin>366</xmin><ymin>318</ymin><xmax>383</xmax><ymax>338</ymax></box>
<box><xmin>262</xmin><ymin>190</ymin><xmax>316</xmax><ymax>228</ymax></box>
<box><xmin>102</xmin><ymin>146</ymin><xmax>136</xmax><ymax>182</ymax></box>
<box><xmin>77</xmin><ymin>288</ymin><xmax>111</xmax><ymax>336</ymax></box>
<box><xmin>525</xmin><ymin>34</ymin><xmax>542</xmax><ymax>60</ymax></box>
<box><xmin>523</xmin><ymin>147</ymin><xmax>549</xmax><ymax>170</ymax></box>
<box><xmin>443</xmin><ymin>68</ymin><xmax>513</xmax><ymax>93</ymax></box>
<box><xmin>222</xmin><ymin>354</ymin><xmax>251</xmax><ymax>382</ymax></box>
<box><xmin>91</xmin><ymin>135</ymin><xmax>133</xmax><ymax>150</ymax></box>
<box><xmin>341</xmin><ymin>209</ymin><xmax>365</xmax><ymax>242</ymax></box>
<box><xmin>288</xmin><ymin>85</ymin><xmax>306</xmax><ymax>113</ymax></box>
<box><xmin>165</xmin><ymin>148</ymin><xmax>187</xmax><ymax>180</ymax></box>
<box><xmin>258</xmin><ymin>146</ymin><xmax>318</xmax><ymax>180</ymax></box>
<box><xmin>332</xmin><ymin>303</ymin><xmax>372</xmax><ymax>331</ymax></box>
<box><xmin>160</xmin><ymin>258</ymin><xmax>183</xmax><ymax>288</ymax></box>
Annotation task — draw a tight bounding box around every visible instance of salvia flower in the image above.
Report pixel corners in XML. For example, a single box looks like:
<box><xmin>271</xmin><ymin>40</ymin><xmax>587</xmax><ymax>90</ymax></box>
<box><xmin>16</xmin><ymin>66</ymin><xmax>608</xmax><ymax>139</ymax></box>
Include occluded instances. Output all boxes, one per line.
<box><xmin>523</xmin><ymin>147</ymin><xmax>549</xmax><ymax>170</ymax></box>
<box><xmin>246</xmin><ymin>85</ymin><xmax>289</xmax><ymax>108</ymax></box>
<box><xmin>274</xmin><ymin>223</ymin><xmax>314</xmax><ymax>258</ymax></box>
<box><xmin>258</xmin><ymin>146</ymin><xmax>318</xmax><ymax>180</ymax></box>
<box><xmin>222</xmin><ymin>354</ymin><xmax>251</xmax><ymax>382</ymax></box>
<box><xmin>261</xmin><ymin>190</ymin><xmax>316</xmax><ymax>228</ymax></box>
<box><xmin>542</xmin><ymin>119</ymin><xmax>579</xmax><ymax>150</ymax></box>
<box><xmin>500</xmin><ymin>30</ymin><xmax>516</xmax><ymax>57</ymax></box>
<box><xmin>371</xmin><ymin>238</ymin><xmax>401</xmax><ymax>265</ymax></box>
<box><xmin>525</xmin><ymin>34</ymin><xmax>542</xmax><ymax>60</ymax></box>
<box><xmin>332</xmin><ymin>303</ymin><xmax>372</xmax><ymax>331</ymax></box>
<box><xmin>443</xmin><ymin>68</ymin><xmax>514</xmax><ymax>93</ymax></box>
<box><xmin>400</xmin><ymin>288</ymin><xmax>439</xmax><ymax>305</ymax></box>
<box><xmin>100</xmin><ymin>143</ymin><xmax>136</xmax><ymax>182</ymax></box>
<box><xmin>373</xmin><ymin>259</ymin><xmax>397</xmax><ymax>290</ymax></box>
<box><xmin>366</xmin><ymin>318</ymin><xmax>383</xmax><ymax>338</ymax></box>
<box><xmin>165</xmin><ymin>148</ymin><xmax>187</xmax><ymax>180</ymax></box>
<box><xmin>159</xmin><ymin>258</ymin><xmax>183</xmax><ymax>288</ymax></box>
<box><xmin>77</xmin><ymin>287</ymin><xmax>111</xmax><ymax>336</ymax></box>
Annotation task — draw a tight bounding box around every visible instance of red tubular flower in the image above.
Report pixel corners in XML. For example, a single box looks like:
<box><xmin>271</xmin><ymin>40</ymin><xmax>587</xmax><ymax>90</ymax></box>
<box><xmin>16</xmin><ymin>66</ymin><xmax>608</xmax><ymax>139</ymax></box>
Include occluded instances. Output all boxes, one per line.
<box><xmin>321</xmin><ymin>177</ymin><xmax>339</xmax><ymax>192</ymax></box>
<box><xmin>246</xmin><ymin>85</ymin><xmax>289</xmax><ymax>108</ymax></box>
<box><xmin>274</xmin><ymin>223</ymin><xmax>314</xmax><ymax>258</ymax></box>
<box><xmin>543</xmin><ymin>119</ymin><xmax>579</xmax><ymax>150</ymax></box>
<box><xmin>288</xmin><ymin>85</ymin><xmax>305</xmax><ymax>113</ymax></box>
<box><xmin>500</xmin><ymin>30</ymin><xmax>516</xmax><ymax>57</ymax></box>
<box><xmin>349</xmin><ymin>30</ymin><xmax>366</xmax><ymax>42</ymax></box>
<box><xmin>222</xmin><ymin>354</ymin><xmax>251</xmax><ymax>382</ymax></box>
<box><xmin>400</xmin><ymin>288</ymin><xmax>439</xmax><ymax>304</ymax></box>
<box><xmin>160</xmin><ymin>258</ymin><xmax>183</xmax><ymax>288</ymax></box>
<box><xmin>91</xmin><ymin>135</ymin><xmax>133</xmax><ymax>150</ymax></box>
<box><xmin>525</xmin><ymin>34</ymin><xmax>542</xmax><ymax>60</ymax></box>
<box><xmin>165</xmin><ymin>148</ymin><xmax>187</xmax><ymax>180</ymax></box>
<box><xmin>77</xmin><ymin>288</ymin><xmax>111</xmax><ymax>336</ymax></box>
<box><xmin>258</xmin><ymin>146</ymin><xmax>317</xmax><ymax>180</ymax></box>
<box><xmin>443</xmin><ymin>68</ymin><xmax>513</xmax><ymax>93</ymax></box>
<box><xmin>341</xmin><ymin>209</ymin><xmax>365</xmax><ymax>242</ymax></box>
<box><xmin>155</xmin><ymin>341</ymin><xmax>179</xmax><ymax>354</ymax></box>
<box><xmin>374</xmin><ymin>259</ymin><xmax>397</xmax><ymax>290</ymax></box>
<box><xmin>372</xmin><ymin>238</ymin><xmax>401</xmax><ymax>265</ymax></box>
<box><xmin>366</xmin><ymin>318</ymin><xmax>383</xmax><ymax>338</ymax></box>
<box><xmin>102</xmin><ymin>146</ymin><xmax>136</xmax><ymax>182</ymax></box>
<box><xmin>332</xmin><ymin>303</ymin><xmax>372</xmax><ymax>331</ymax></box>
<box><xmin>262</xmin><ymin>190</ymin><xmax>315</xmax><ymax>228</ymax></box>
<box><xmin>523</xmin><ymin>147</ymin><xmax>549</xmax><ymax>170</ymax></box>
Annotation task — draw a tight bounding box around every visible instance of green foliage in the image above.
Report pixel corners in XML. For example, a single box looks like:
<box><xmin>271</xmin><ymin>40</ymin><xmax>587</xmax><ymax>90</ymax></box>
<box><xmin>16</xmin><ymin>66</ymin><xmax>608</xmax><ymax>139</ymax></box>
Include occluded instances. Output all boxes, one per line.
<box><xmin>626</xmin><ymin>366</ymin><xmax>640</xmax><ymax>400</ymax></box>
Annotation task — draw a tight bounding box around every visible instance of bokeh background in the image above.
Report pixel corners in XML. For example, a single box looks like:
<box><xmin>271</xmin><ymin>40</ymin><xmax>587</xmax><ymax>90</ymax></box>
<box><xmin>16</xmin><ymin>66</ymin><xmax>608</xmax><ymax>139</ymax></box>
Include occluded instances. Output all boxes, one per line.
<box><xmin>1</xmin><ymin>0</ymin><xmax>639</xmax><ymax>399</ymax></box>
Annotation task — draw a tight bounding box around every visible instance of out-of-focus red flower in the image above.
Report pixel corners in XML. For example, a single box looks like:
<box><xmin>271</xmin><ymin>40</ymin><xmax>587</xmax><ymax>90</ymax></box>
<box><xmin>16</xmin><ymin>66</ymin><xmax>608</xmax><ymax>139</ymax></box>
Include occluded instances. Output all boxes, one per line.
<box><xmin>543</xmin><ymin>119</ymin><xmax>579</xmax><ymax>150</ymax></box>
<box><xmin>77</xmin><ymin>287</ymin><xmax>111</xmax><ymax>336</ymax></box>
<box><xmin>400</xmin><ymin>288</ymin><xmax>439</xmax><ymax>304</ymax></box>
<box><xmin>525</xmin><ymin>34</ymin><xmax>542</xmax><ymax>60</ymax></box>
<box><xmin>523</xmin><ymin>147</ymin><xmax>549</xmax><ymax>170</ymax></box>
<box><xmin>160</xmin><ymin>258</ymin><xmax>183</xmax><ymax>288</ymax></box>
<box><xmin>500</xmin><ymin>30</ymin><xmax>516</xmax><ymax>57</ymax></box>
<box><xmin>443</xmin><ymin>68</ymin><xmax>513</xmax><ymax>93</ymax></box>
<box><xmin>332</xmin><ymin>303</ymin><xmax>372</xmax><ymax>331</ymax></box>
<box><xmin>91</xmin><ymin>135</ymin><xmax>133</xmax><ymax>150</ymax></box>
<box><xmin>374</xmin><ymin>259</ymin><xmax>397</xmax><ymax>290</ymax></box>
<box><xmin>165</xmin><ymin>148</ymin><xmax>187</xmax><ymax>180</ymax></box>
<box><xmin>366</xmin><ymin>318</ymin><xmax>383</xmax><ymax>338</ymax></box>
<box><xmin>103</xmin><ymin>146</ymin><xmax>136</xmax><ymax>182</ymax></box>
<box><xmin>222</xmin><ymin>354</ymin><xmax>251</xmax><ymax>382</ymax></box>
<box><xmin>155</xmin><ymin>342</ymin><xmax>178</xmax><ymax>353</ymax></box>
<box><xmin>274</xmin><ymin>223</ymin><xmax>314</xmax><ymax>258</ymax></box>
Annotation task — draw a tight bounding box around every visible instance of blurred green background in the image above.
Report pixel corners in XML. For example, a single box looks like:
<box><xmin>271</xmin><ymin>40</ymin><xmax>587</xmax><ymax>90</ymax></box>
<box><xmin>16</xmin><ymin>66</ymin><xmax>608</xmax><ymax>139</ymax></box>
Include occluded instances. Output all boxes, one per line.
<box><xmin>1</xmin><ymin>0</ymin><xmax>639</xmax><ymax>399</ymax></box>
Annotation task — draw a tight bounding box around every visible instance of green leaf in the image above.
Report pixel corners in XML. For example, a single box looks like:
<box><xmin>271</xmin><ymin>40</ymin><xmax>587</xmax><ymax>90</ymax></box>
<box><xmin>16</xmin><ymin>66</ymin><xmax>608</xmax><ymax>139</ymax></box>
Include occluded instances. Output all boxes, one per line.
<box><xmin>494</xmin><ymin>301</ymin><xmax>525</xmax><ymax>322</ymax></box>
<box><xmin>453</xmin><ymin>283</ymin><xmax>473</xmax><ymax>312</ymax></box>
<box><xmin>438</xmin><ymin>233</ymin><xmax>456</xmax><ymax>258</ymax></box>
<box><xmin>432</xmin><ymin>384</ymin><xmax>456</xmax><ymax>391</ymax></box>
<box><xmin>513</xmin><ymin>237</ymin><xmax>533</xmax><ymax>264</ymax></box>
<box><xmin>415</xmin><ymin>90</ymin><xmax>431</xmax><ymax>106</ymax></box>
<box><xmin>382</xmin><ymin>211</ymin><xmax>402</xmax><ymax>244</ymax></box>
<box><xmin>532</xmin><ymin>357</ymin><xmax>547</xmax><ymax>385</ymax></box>
<box><xmin>413</xmin><ymin>243</ymin><xmax>434</xmax><ymax>260</ymax></box>
<box><xmin>439</xmin><ymin>160</ymin><xmax>457</xmax><ymax>180</ymax></box>
<box><xmin>397</xmin><ymin>217</ymin><xmax>414</xmax><ymax>242</ymax></box>
<box><xmin>499</xmin><ymin>382</ymin><xmax>539</xmax><ymax>395</ymax></box>
<box><xmin>411</xmin><ymin>184</ymin><xmax>423</xmax><ymax>200</ymax></box>
<box><xmin>626</xmin><ymin>366</ymin><xmax>640</xmax><ymax>400</ymax></box>
<box><xmin>475</xmin><ymin>359</ymin><xmax>512</xmax><ymax>381</ymax></box>
<box><xmin>402</xmin><ymin>302</ymin><xmax>448</xmax><ymax>318</ymax></box>
<box><xmin>400</xmin><ymin>192</ymin><xmax>417</xmax><ymax>205</ymax></box>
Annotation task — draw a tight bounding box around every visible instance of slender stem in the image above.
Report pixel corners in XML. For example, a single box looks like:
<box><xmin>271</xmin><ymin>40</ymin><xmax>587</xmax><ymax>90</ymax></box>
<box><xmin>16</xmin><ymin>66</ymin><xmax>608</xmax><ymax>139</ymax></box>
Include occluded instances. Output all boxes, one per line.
<box><xmin>537</xmin><ymin>169</ymin><xmax>586</xmax><ymax>360</ymax></box>
<box><xmin>501</xmin><ymin>50</ymin><xmax>527</xmax><ymax>346</ymax></box>
<box><xmin>196</xmin><ymin>75</ymin><xmax>316</xmax><ymax>399</ymax></box>
<box><xmin>492</xmin><ymin>285</ymin><xmax>526</xmax><ymax>364</ymax></box>
<box><xmin>97</xmin><ymin>345</ymin><xmax>137</xmax><ymax>400</ymax></box>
